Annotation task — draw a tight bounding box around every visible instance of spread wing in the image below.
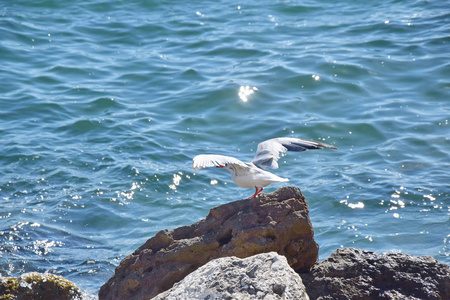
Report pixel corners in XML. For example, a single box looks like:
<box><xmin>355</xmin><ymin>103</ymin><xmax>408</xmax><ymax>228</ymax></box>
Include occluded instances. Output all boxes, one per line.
<box><xmin>192</xmin><ymin>154</ymin><xmax>248</xmax><ymax>171</ymax></box>
<box><xmin>251</xmin><ymin>137</ymin><xmax>338</xmax><ymax>169</ymax></box>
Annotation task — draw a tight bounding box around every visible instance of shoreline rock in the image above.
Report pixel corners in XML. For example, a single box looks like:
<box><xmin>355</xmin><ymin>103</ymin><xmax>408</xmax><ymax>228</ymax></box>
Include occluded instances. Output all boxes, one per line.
<box><xmin>301</xmin><ymin>247</ymin><xmax>450</xmax><ymax>300</ymax></box>
<box><xmin>99</xmin><ymin>186</ymin><xmax>318</xmax><ymax>300</ymax></box>
<box><xmin>153</xmin><ymin>247</ymin><xmax>450</xmax><ymax>300</ymax></box>
<box><xmin>154</xmin><ymin>252</ymin><xmax>309</xmax><ymax>300</ymax></box>
<box><xmin>99</xmin><ymin>186</ymin><xmax>450</xmax><ymax>300</ymax></box>
<box><xmin>0</xmin><ymin>272</ymin><xmax>82</xmax><ymax>300</ymax></box>
<box><xmin>3</xmin><ymin>187</ymin><xmax>448</xmax><ymax>299</ymax></box>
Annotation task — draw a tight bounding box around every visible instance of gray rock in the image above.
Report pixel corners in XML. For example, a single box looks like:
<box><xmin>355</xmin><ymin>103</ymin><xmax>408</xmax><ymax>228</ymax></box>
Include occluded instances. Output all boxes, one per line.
<box><xmin>154</xmin><ymin>252</ymin><xmax>309</xmax><ymax>300</ymax></box>
<box><xmin>300</xmin><ymin>248</ymin><xmax>450</xmax><ymax>300</ymax></box>
<box><xmin>99</xmin><ymin>186</ymin><xmax>318</xmax><ymax>300</ymax></box>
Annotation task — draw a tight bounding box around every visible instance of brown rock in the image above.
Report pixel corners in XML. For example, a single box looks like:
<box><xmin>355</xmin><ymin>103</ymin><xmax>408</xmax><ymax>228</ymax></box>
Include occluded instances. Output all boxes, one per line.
<box><xmin>300</xmin><ymin>248</ymin><xmax>450</xmax><ymax>300</ymax></box>
<box><xmin>99</xmin><ymin>186</ymin><xmax>318</xmax><ymax>300</ymax></box>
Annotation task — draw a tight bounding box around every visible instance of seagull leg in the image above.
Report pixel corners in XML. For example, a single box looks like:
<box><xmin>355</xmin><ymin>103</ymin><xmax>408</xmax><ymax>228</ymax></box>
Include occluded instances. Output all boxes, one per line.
<box><xmin>255</xmin><ymin>187</ymin><xmax>263</xmax><ymax>196</ymax></box>
<box><xmin>248</xmin><ymin>187</ymin><xmax>263</xmax><ymax>199</ymax></box>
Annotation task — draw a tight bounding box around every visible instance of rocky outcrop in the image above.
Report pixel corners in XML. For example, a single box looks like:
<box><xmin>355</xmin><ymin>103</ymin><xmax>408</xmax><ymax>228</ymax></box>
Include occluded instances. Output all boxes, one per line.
<box><xmin>99</xmin><ymin>186</ymin><xmax>318</xmax><ymax>300</ymax></box>
<box><xmin>146</xmin><ymin>248</ymin><xmax>450</xmax><ymax>300</ymax></box>
<box><xmin>99</xmin><ymin>185</ymin><xmax>450</xmax><ymax>300</ymax></box>
<box><xmin>154</xmin><ymin>252</ymin><xmax>309</xmax><ymax>300</ymax></box>
<box><xmin>0</xmin><ymin>272</ymin><xmax>82</xmax><ymax>300</ymax></box>
<box><xmin>301</xmin><ymin>248</ymin><xmax>450</xmax><ymax>300</ymax></box>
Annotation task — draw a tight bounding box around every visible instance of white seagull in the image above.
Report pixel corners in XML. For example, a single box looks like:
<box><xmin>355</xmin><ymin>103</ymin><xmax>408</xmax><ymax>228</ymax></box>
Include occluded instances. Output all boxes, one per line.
<box><xmin>192</xmin><ymin>137</ymin><xmax>337</xmax><ymax>198</ymax></box>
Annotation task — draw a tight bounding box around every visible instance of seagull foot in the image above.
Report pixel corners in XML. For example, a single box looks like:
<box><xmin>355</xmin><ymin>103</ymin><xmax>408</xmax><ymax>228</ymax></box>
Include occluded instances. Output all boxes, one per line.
<box><xmin>248</xmin><ymin>187</ymin><xmax>263</xmax><ymax>199</ymax></box>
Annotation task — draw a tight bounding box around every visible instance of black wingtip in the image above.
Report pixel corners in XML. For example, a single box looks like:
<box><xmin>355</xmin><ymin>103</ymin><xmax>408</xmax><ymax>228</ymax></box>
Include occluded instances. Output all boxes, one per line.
<box><xmin>319</xmin><ymin>142</ymin><xmax>338</xmax><ymax>150</ymax></box>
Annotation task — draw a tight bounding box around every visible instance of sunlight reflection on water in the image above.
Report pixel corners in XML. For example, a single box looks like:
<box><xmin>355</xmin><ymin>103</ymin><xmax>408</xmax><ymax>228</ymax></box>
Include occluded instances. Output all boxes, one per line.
<box><xmin>238</xmin><ymin>85</ymin><xmax>258</xmax><ymax>102</ymax></box>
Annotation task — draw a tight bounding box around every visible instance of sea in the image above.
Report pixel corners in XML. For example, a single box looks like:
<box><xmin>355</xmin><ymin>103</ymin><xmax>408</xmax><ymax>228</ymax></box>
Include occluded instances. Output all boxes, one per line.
<box><xmin>1</xmin><ymin>0</ymin><xmax>448</xmax><ymax>297</ymax></box>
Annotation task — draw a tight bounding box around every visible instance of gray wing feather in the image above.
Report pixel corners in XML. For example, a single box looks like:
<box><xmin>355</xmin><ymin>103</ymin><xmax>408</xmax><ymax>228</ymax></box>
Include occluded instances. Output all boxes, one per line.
<box><xmin>192</xmin><ymin>154</ymin><xmax>247</xmax><ymax>171</ymax></box>
<box><xmin>251</xmin><ymin>137</ymin><xmax>337</xmax><ymax>169</ymax></box>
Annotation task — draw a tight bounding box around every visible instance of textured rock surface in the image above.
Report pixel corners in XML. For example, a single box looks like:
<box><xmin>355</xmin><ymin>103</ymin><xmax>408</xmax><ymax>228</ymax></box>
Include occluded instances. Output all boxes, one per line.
<box><xmin>154</xmin><ymin>252</ymin><xmax>309</xmax><ymax>300</ymax></box>
<box><xmin>0</xmin><ymin>272</ymin><xmax>82</xmax><ymax>300</ymax></box>
<box><xmin>99</xmin><ymin>186</ymin><xmax>318</xmax><ymax>300</ymax></box>
<box><xmin>301</xmin><ymin>248</ymin><xmax>450</xmax><ymax>300</ymax></box>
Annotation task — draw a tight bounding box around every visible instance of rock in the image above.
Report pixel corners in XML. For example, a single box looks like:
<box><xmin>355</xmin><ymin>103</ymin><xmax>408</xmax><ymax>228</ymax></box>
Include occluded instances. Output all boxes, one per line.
<box><xmin>99</xmin><ymin>186</ymin><xmax>318</xmax><ymax>300</ymax></box>
<box><xmin>154</xmin><ymin>252</ymin><xmax>309</xmax><ymax>300</ymax></box>
<box><xmin>0</xmin><ymin>272</ymin><xmax>82</xmax><ymax>300</ymax></box>
<box><xmin>300</xmin><ymin>248</ymin><xmax>450</xmax><ymax>300</ymax></box>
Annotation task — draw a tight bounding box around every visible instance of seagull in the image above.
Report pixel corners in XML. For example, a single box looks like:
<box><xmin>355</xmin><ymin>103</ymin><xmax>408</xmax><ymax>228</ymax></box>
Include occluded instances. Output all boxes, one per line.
<box><xmin>192</xmin><ymin>137</ymin><xmax>337</xmax><ymax>198</ymax></box>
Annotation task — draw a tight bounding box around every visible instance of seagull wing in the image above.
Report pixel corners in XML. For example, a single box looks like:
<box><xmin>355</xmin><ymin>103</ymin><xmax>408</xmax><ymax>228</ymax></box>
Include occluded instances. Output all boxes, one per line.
<box><xmin>251</xmin><ymin>137</ymin><xmax>338</xmax><ymax>169</ymax></box>
<box><xmin>192</xmin><ymin>154</ymin><xmax>248</xmax><ymax>171</ymax></box>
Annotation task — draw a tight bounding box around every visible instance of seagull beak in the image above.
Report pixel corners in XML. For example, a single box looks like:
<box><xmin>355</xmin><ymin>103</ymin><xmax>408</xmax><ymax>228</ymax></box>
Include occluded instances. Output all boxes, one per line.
<box><xmin>216</xmin><ymin>165</ymin><xmax>224</xmax><ymax>168</ymax></box>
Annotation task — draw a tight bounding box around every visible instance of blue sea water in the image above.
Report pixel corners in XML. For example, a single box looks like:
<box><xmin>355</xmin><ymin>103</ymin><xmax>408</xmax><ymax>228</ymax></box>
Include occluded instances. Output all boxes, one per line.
<box><xmin>0</xmin><ymin>0</ymin><xmax>449</xmax><ymax>297</ymax></box>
